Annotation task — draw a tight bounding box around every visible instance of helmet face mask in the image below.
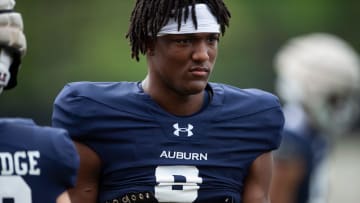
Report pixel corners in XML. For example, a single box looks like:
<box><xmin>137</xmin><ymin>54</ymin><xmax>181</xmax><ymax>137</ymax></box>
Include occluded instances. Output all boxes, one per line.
<box><xmin>275</xmin><ymin>33</ymin><xmax>360</xmax><ymax>136</ymax></box>
<box><xmin>303</xmin><ymin>89</ymin><xmax>359</xmax><ymax>136</ymax></box>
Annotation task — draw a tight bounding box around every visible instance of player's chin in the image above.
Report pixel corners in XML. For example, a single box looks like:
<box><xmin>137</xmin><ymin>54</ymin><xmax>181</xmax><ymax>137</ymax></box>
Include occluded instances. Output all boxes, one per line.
<box><xmin>185</xmin><ymin>80</ymin><xmax>208</xmax><ymax>95</ymax></box>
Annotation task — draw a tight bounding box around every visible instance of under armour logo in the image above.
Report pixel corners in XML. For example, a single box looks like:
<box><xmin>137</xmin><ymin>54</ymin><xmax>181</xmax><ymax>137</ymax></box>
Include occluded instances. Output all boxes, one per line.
<box><xmin>173</xmin><ymin>123</ymin><xmax>194</xmax><ymax>137</ymax></box>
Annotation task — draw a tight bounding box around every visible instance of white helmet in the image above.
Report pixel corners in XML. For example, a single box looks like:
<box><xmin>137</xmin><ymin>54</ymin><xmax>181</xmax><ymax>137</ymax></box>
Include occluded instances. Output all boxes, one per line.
<box><xmin>274</xmin><ymin>33</ymin><xmax>360</xmax><ymax>136</ymax></box>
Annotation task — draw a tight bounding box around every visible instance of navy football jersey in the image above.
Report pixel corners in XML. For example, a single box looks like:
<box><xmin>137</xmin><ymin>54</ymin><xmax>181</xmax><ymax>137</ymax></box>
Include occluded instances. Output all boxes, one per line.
<box><xmin>52</xmin><ymin>81</ymin><xmax>284</xmax><ymax>203</ymax></box>
<box><xmin>0</xmin><ymin>118</ymin><xmax>79</xmax><ymax>203</ymax></box>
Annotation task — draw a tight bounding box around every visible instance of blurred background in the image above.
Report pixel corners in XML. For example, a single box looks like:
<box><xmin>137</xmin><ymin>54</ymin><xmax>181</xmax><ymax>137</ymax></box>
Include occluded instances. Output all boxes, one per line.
<box><xmin>2</xmin><ymin>1</ymin><xmax>360</xmax><ymax>202</ymax></box>
<box><xmin>3</xmin><ymin>1</ymin><xmax>359</xmax><ymax>125</ymax></box>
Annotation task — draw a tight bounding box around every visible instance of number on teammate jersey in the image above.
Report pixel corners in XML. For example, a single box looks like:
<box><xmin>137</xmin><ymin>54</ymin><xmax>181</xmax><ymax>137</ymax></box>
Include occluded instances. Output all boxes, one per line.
<box><xmin>0</xmin><ymin>176</ymin><xmax>31</xmax><ymax>203</ymax></box>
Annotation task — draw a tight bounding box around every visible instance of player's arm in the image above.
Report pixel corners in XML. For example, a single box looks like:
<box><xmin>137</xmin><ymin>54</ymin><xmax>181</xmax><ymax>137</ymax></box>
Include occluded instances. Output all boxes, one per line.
<box><xmin>242</xmin><ymin>151</ymin><xmax>273</xmax><ymax>203</ymax></box>
<box><xmin>68</xmin><ymin>141</ymin><xmax>101</xmax><ymax>203</ymax></box>
<box><xmin>270</xmin><ymin>158</ymin><xmax>305</xmax><ymax>203</ymax></box>
<box><xmin>270</xmin><ymin>132</ymin><xmax>308</xmax><ymax>203</ymax></box>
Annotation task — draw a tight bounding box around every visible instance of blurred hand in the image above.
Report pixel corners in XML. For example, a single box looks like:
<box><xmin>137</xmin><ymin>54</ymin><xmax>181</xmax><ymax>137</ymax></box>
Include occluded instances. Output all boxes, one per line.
<box><xmin>0</xmin><ymin>0</ymin><xmax>26</xmax><ymax>91</ymax></box>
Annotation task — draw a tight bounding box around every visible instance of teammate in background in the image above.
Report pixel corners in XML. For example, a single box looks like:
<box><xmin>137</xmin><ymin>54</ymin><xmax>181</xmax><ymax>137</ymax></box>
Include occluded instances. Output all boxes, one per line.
<box><xmin>0</xmin><ymin>0</ymin><xmax>79</xmax><ymax>202</ymax></box>
<box><xmin>270</xmin><ymin>33</ymin><xmax>360</xmax><ymax>203</ymax></box>
<box><xmin>52</xmin><ymin>1</ymin><xmax>284</xmax><ymax>203</ymax></box>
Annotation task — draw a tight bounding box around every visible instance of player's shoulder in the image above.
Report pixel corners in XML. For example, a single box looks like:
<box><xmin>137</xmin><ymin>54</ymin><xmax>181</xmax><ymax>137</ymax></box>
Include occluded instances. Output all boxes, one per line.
<box><xmin>56</xmin><ymin>81</ymin><xmax>138</xmax><ymax>100</ymax></box>
<box><xmin>53</xmin><ymin>81</ymin><xmax>142</xmax><ymax>114</ymax></box>
<box><xmin>0</xmin><ymin>118</ymin><xmax>67</xmax><ymax>136</ymax></box>
<box><xmin>209</xmin><ymin>83</ymin><xmax>285</xmax><ymax>154</ymax></box>
<box><xmin>52</xmin><ymin>81</ymin><xmax>149</xmax><ymax>136</ymax></box>
<box><xmin>210</xmin><ymin>82</ymin><xmax>282</xmax><ymax>116</ymax></box>
<box><xmin>0</xmin><ymin>118</ymin><xmax>78</xmax><ymax>164</ymax></box>
<box><xmin>0</xmin><ymin>118</ymin><xmax>35</xmax><ymax>127</ymax></box>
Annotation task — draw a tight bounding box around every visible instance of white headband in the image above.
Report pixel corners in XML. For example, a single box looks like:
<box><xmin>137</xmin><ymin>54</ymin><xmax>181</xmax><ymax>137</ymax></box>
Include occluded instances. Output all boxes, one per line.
<box><xmin>157</xmin><ymin>4</ymin><xmax>220</xmax><ymax>36</ymax></box>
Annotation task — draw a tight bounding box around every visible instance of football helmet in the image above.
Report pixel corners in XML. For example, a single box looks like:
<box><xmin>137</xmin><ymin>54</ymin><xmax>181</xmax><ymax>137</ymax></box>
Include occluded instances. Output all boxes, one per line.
<box><xmin>274</xmin><ymin>33</ymin><xmax>360</xmax><ymax>136</ymax></box>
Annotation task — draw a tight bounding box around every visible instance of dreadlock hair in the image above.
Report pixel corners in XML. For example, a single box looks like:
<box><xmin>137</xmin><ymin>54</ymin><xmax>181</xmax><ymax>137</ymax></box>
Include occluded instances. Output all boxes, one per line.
<box><xmin>126</xmin><ymin>0</ymin><xmax>231</xmax><ymax>61</ymax></box>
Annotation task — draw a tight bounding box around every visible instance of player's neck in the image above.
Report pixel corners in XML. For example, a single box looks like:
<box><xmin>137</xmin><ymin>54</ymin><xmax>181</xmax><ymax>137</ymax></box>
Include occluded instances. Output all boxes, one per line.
<box><xmin>141</xmin><ymin>78</ymin><xmax>208</xmax><ymax>116</ymax></box>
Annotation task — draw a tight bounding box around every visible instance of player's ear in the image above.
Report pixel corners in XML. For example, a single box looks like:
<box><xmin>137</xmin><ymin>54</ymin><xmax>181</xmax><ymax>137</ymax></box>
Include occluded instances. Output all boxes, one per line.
<box><xmin>146</xmin><ymin>39</ymin><xmax>156</xmax><ymax>56</ymax></box>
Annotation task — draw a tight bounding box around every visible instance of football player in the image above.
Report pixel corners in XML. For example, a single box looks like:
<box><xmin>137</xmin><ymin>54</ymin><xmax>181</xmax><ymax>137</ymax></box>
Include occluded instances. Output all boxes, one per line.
<box><xmin>0</xmin><ymin>0</ymin><xmax>79</xmax><ymax>202</ymax></box>
<box><xmin>270</xmin><ymin>33</ymin><xmax>360</xmax><ymax>203</ymax></box>
<box><xmin>52</xmin><ymin>1</ymin><xmax>284</xmax><ymax>203</ymax></box>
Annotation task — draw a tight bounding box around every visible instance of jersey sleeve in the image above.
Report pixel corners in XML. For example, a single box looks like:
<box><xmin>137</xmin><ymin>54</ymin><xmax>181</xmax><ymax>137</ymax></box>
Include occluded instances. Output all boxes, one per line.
<box><xmin>249</xmin><ymin>89</ymin><xmax>285</xmax><ymax>151</ymax></box>
<box><xmin>216</xmin><ymin>86</ymin><xmax>285</xmax><ymax>167</ymax></box>
<box><xmin>229</xmin><ymin>87</ymin><xmax>285</xmax><ymax>153</ymax></box>
<box><xmin>246</xmin><ymin>104</ymin><xmax>285</xmax><ymax>152</ymax></box>
<box><xmin>52</xmin><ymin>83</ymin><xmax>99</xmax><ymax>140</ymax></box>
